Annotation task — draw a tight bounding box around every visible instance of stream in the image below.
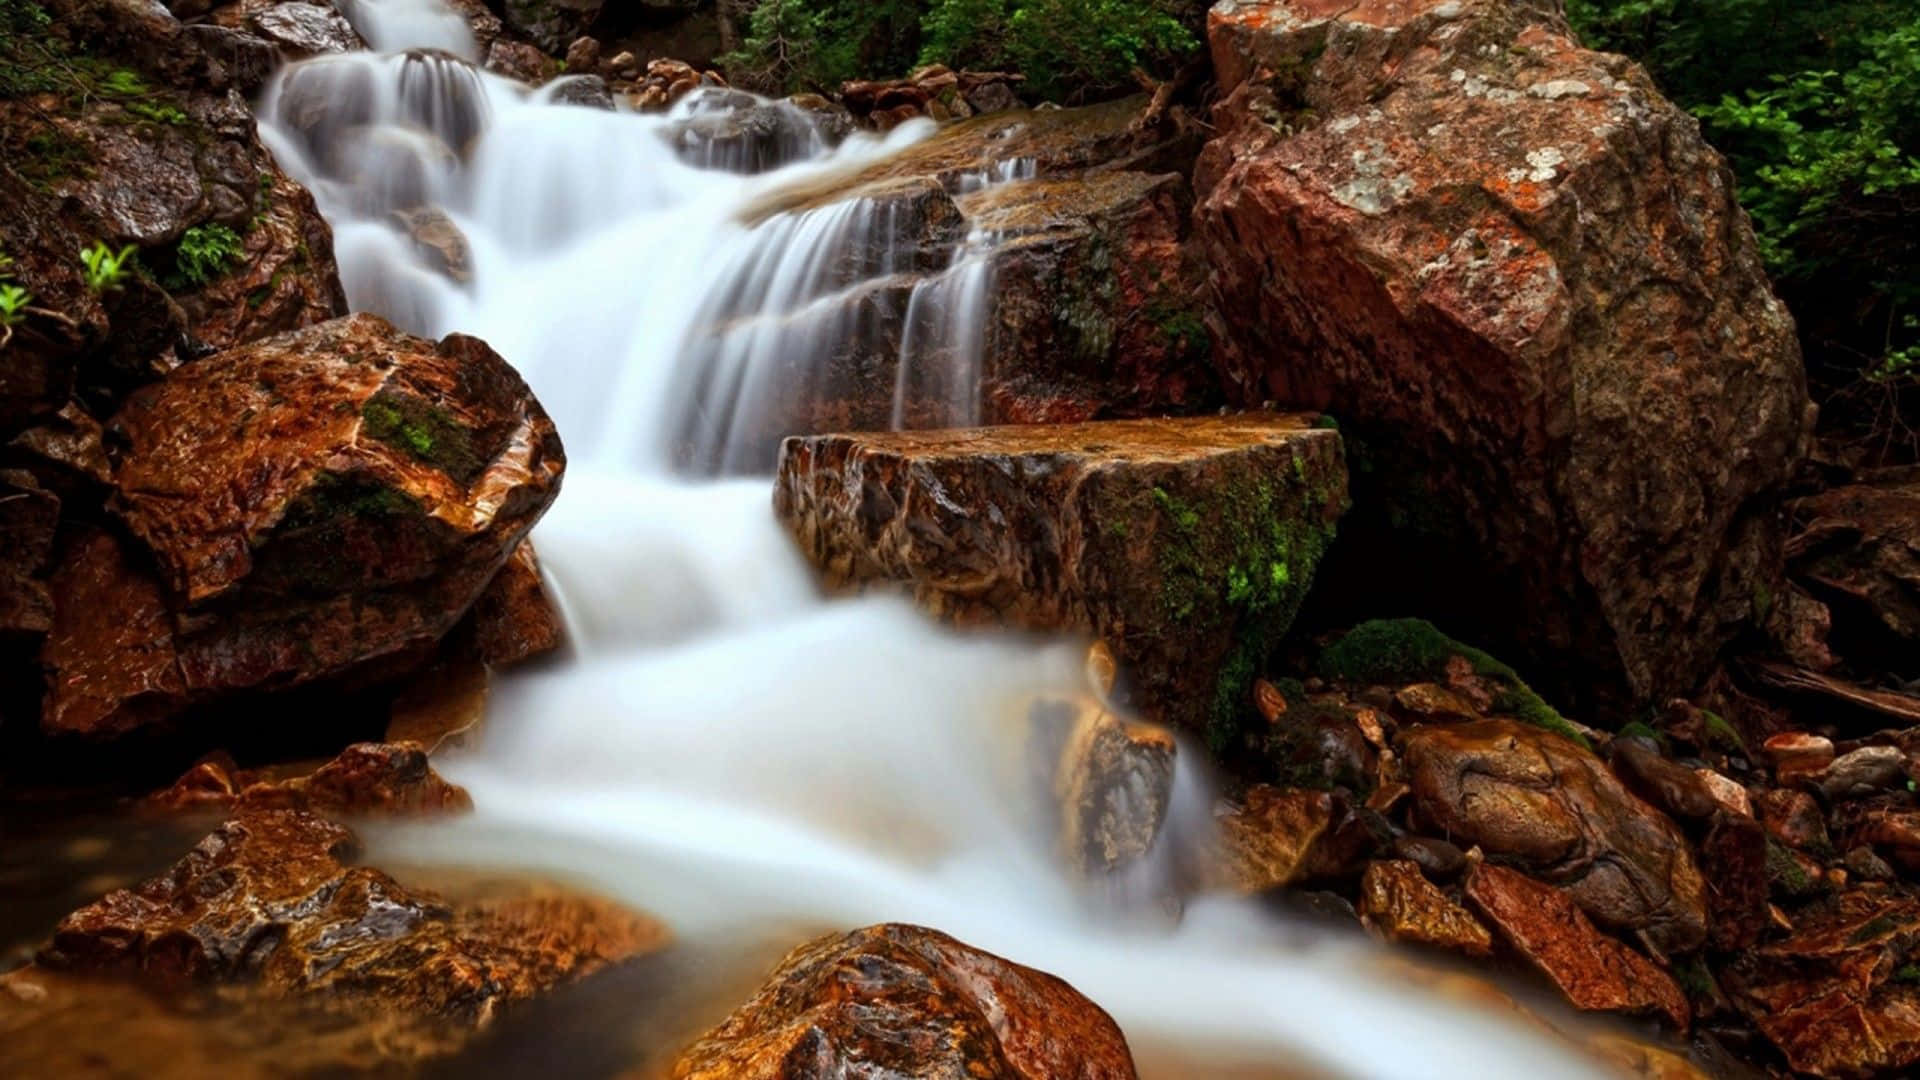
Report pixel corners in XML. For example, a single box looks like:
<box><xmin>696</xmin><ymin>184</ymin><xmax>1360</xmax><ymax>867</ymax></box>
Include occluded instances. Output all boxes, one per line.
<box><xmin>247</xmin><ymin>6</ymin><xmax>1614</xmax><ymax>1076</ymax></box>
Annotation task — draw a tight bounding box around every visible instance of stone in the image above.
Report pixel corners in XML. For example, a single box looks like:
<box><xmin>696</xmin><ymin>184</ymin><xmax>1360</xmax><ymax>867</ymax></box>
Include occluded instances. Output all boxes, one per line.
<box><xmin>209</xmin><ymin>0</ymin><xmax>364</xmax><ymax>58</ymax></box>
<box><xmin>1404</xmin><ymin>718</ymin><xmax>1708</xmax><ymax>952</ymax></box>
<box><xmin>1699</xmin><ymin>814</ymin><xmax>1769</xmax><ymax>951</ymax></box>
<box><xmin>671</xmin><ymin>923</ymin><xmax>1137</xmax><ymax>1080</ymax></box>
<box><xmin>1358</xmin><ymin>859</ymin><xmax>1492</xmax><ymax>956</ymax></box>
<box><xmin>1722</xmin><ymin>888</ymin><xmax>1920</xmax><ymax>1077</ymax></box>
<box><xmin>1202</xmin><ymin>784</ymin><xmax>1335</xmax><ymax>893</ymax></box>
<box><xmin>0</xmin><ymin>470</ymin><xmax>59</xmax><ymax>646</ymax></box>
<box><xmin>1261</xmin><ymin>697</ymin><xmax>1375</xmax><ymax>793</ymax></box>
<box><xmin>774</xmin><ymin>415</ymin><xmax>1346</xmax><ymax>741</ymax></box>
<box><xmin>485</xmin><ymin>39</ymin><xmax>556</xmax><ymax>84</ymax></box>
<box><xmin>37</xmin><ymin>811</ymin><xmax>665</xmax><ymax>1047</ymax></box>
<box><xmin>1695</xmin><ymin>768</ymin><xmax>1752</xmax><ymax>818</ymax></box>
<box><xmin>467</xmin><ymin>540</ymin><xmax>564</xmax><ymax>666</ymax></box>
<box><xmin>564</xmin><ymin>35</ymin><xmax>601</xmax><ymax>73</ymax></box>
<box><xmin>387</xmin><ymin>654</ymin><xmax>488</xmax><ymax>752</ymax></box>
<box><xmin>1465</xmin><ymin>862</ymin><xmax>1689</xmax><ymax>1029</ymax></box>
<box><xmin>1391</xmin><ymin>834</ymin><xmax>1466</xmax><ymax>879</ymax></box>
<box><xmin>1853</xmin><ymin>809</ymin><xmax>1920</xmax><ymax>874</ymax></box>
<box><xmin>390</xmin><ymin>207</ymin><xmax>472</xmax><ymax>284</ymax></box>
<box><xmin>1765</xmin><ymin>731</ymin><xmax>1836</xmax><ymax>783</ymax></box>
<box><xmin>1790</xmin><ymin>475</ymin><xmax>1920</xmax><ymax>672</ymax></box>
<box><xmin>1391</xmin><ymin>682</ymin><xmax>1481</xmax><ymax>722</ymax></box>
<box><xmin>43</xmin><ymin>314</ymin><xmax>564</xmax><ymax>737</ymax></box>
<box><xmin>1817</xmin><ymin>746</ymin><xmax>1908</xmax><ymax>800</ymax></box>
<box><xmin>1028</xmin><ymin>695</ymin><xmax>1176</xmax><ymax>875</ymax></box>
<box><xmin>1611</xmin><ymin>737</ymin><xmax>1718</xmax><ymax>822</ymax></box>
<box><xmin>1194</xmin><ymin>0</ymin><xmax>1810</xmax><ymax>712</ymax></box>
<box><xmin>146</xmin><ymin>742</ymin><xmax>473</xmax><ymax>816</ymax></box>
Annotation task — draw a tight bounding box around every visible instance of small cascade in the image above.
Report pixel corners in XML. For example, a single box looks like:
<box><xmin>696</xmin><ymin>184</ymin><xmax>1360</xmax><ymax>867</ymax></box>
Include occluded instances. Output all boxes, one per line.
<box><xmin>332</xmin><ymin>0</ymin><xmax>477</xmax><ymax>57</ymax></box>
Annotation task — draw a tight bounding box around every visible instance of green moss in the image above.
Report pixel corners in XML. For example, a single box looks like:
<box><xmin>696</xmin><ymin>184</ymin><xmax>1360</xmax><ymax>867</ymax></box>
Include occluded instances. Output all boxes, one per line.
<box><xmin>1312</xmin><ymin>414</ymin><xmax>1340</xmax><ymax>431</ymax></box>
<box><xmin>1318</xmin><ymin>617</ymin><xmax>1590</xmax><ymax>749</ymax></box>
<box><xmin>1616</xmin><ymin>720</ymin><xmax>1662</xmax><ymax>743</ymax></box>
<box><xmin>1701</xmin><ymin>709</ymin><xmax>1748</xmax><ymax>754</ymax></box>
<box><xmin>1894</xmin><ymin>965</ymin><xmax>1920</xmax><ymax>985</ymax></box>
<box><xmin>1766</xmin><ymin>838</ymin><xmax>1821</xmax><ymax>899</ymax></box>
<box><xmin>359</xmin><ymin>392</ymin><xmax>484</xmax><ymax>481</ymax></box>
<box><xmin>1673</xmin><ymin>955</ymin><xmax>1716</xmax><ymax>999</ymax></box>
<box><xmin>1752</xmin><ymin>581</ymin><xmax>1775</xmax><ymax>623</ymax></box>
<box><xmin>1850</xmin><ymin>914</ymin><xmax>1899</xmax><ymax>945</ymax></box>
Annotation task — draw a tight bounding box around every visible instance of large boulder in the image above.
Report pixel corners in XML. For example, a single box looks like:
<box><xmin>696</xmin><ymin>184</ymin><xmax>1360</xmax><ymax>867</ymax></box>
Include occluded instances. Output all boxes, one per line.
<box><xmin>774</xmin><ymin>415</ymin><xmax>1346</xmax><ymax>744</ymax></box>
<box><xmin>1193</xmin><ymin>0</ymin><xmax>1810</xmax><ymax>710</ymax></box>
<box><xmin>672</xmin><ymin>923</ymin><xmax>1138</xmax><ymax>1079</ymax></box>
<box><xmin>41</xmin><ymin>313</ymin><xmax>564</xmax><ymax>737</ymax></box>
<box><xmin>1404</xmin><ymin>718</ymin><xmax>1708</xmax><ymax>952</ymax></box>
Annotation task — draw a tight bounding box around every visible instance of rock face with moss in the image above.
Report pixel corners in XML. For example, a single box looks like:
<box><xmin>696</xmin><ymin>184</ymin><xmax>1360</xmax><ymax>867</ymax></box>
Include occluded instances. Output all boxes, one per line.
<box><xmin>1193</xmin><ymin>0</ymin><xmax>1811</xmax><ymax>711</ymax></box>
<box><xmin>774</xmin><ymin>414</ymin><xmax>1346</xmax><ymax>740</ymax></box>
<box><xmin>40</xmin><ymin>313</ymin><xmax>564</xmax><ymax>736</ymax></box>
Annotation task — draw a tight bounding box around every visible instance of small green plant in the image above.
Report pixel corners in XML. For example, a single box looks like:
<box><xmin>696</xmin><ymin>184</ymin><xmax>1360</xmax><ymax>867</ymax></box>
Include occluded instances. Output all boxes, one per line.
<box><xmin>167</xmin><ymin>224</ymin><xmax>243</xmax><ymax>289</ymax></box>
<box><xmin>80</xmin><ymin>241</ymin><xmax>136</xmax><ymax>292</ymax></box>
<box><xmin>0</xmin><ymin>282</ymin><xmax>30</xmax><ymax>325</ymax></box>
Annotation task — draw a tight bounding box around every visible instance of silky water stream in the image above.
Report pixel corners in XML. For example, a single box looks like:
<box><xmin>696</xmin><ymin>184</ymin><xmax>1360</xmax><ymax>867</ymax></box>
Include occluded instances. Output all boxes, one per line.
<box><xmin>237</xmin><ymin>14</ymin><xmax>1619</xmax><ymax>1078</ymax></box>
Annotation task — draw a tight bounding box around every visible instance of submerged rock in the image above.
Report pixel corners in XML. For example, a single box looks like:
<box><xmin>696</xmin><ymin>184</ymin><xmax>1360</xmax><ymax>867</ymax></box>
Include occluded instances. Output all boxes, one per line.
<box><xmin>774</xmin><ymin>415</ymin><xmax>1346</xmax><ymax>741</ymax></box>
<box><xmin>1027</xmin><ymin>694</ymin><xmax>1176</xmax><ymax>876</ymax></box>
<box><xmin>1404</xmin><ymin>718</ymin><xmax>1708</xmax><ymax>952</ymax></box>
<box><xmin>671</xmin><ymin>923</ymin><xmax>1137</xmax><ymax>1079</ymax></box>
<box><xmin>1194</xmin><ymin>0</ymin><xmax>1810</xmax><ymax>711</ymax></box>
<box><xmin>42</xmin><ymin>314</ymin><xmax>563</xmax><ymax>737</ymax></box>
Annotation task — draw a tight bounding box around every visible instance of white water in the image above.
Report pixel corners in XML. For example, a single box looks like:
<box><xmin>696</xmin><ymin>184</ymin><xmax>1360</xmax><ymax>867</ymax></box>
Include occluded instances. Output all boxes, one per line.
<box><xmin>257</xmin><ymin>12</ymin><xmax>1611</xmax><ymax>1078</ymax></box>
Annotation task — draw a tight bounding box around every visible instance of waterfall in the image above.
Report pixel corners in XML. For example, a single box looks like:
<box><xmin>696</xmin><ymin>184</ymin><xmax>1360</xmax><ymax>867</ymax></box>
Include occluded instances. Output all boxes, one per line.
<box><xmin>258</xmin><ymin>9</ymin><xmax>1610</xmax><ymax>1077</ymax></box>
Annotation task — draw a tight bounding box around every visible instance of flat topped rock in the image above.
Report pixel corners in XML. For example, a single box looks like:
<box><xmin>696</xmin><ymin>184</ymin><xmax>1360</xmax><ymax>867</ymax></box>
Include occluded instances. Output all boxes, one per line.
<box><xmin>775</xmin><ymin>415</ymin><xmax>1347</xmax><ymax>745</ymax></box>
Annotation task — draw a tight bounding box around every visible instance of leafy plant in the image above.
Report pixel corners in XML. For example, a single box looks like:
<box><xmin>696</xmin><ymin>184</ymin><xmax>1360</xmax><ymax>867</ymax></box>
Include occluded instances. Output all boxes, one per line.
<box><xmin>0</xmin><ymin>283</ymin><xmax>28</xmax><ymax>326</ymax></box>
<box><xmin>167</xmin><ymin>224</ymin><xmax>244</xmax><ymax>289</ymax></box>
<box><xmin>79</xmin><ymin>241</ymin><xmax>136</xmax><ymax>292</ymax></box>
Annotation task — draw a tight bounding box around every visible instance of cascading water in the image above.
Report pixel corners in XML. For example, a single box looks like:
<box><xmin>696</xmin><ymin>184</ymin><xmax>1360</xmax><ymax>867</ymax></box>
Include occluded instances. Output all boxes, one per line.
<box><xmin>257</xmin><ymin>12</ymin><xmax>1611</xmax><ymax>1077</ymax></box>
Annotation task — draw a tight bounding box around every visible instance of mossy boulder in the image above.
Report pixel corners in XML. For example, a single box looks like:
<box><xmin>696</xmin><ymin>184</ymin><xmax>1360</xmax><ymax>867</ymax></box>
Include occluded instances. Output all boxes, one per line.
<box><xmin>773</xmin><ymin>414</ymin><xmax>1346</xmax><ymax>740</ymax></box>
<box><xmin>40</xmin><ymin>314</ymin><xmax>564</xmax><ymax>737</ymax></box>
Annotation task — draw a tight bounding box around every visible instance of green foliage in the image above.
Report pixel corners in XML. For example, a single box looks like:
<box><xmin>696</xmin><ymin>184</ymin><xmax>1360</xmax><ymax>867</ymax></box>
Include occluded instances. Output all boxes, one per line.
<box><xmin>79</xmin><ymin>241</ymin><xmax>136</xmax><ymax>292</ymax></box>
<box><xmin>166</xmin><ymin>224</ymin><xmax>244</xmax><ymax>289</ymax></box>
<box><xmin>1318</xmin><ymin>618</ymin><xmax>1590</xmax><ymax>749</ymax></box>
<box><xmin>1569</xmin><ymin>0</ymin><xmax>1920</xmax><ymax>451</ymax></box>
<box><xmin>0</xmin><ymin>282</ymin><xmax>28</xmax><ymax>329</ymax></box>
<box><xmin>726</xmin><ymin>0</ymin><xmax>1196</xmax><ymax>100</ymax></box>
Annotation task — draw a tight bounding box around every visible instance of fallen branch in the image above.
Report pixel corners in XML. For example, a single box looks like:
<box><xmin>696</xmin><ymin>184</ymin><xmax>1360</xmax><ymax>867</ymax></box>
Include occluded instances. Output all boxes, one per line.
<box><xmin>1748</xmin><ymin>661</ymin><xmax>1920</xmax><ymax>725</ymax></box>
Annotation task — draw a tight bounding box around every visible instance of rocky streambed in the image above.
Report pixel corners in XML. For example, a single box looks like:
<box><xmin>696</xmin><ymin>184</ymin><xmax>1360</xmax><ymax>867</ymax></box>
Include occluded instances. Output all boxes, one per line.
<box><xmin>3</xmin><ymin>0</ymin><xmax>1919</xmax><ymax>1077</ymax></box>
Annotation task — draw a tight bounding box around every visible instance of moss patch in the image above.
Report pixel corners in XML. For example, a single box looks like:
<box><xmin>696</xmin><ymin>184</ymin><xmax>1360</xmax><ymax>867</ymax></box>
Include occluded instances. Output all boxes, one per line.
<box><xmin>1765</xmin><ymin>838</ymin><xmax>1821</xmax><ymax>899</ymax></box>
<box><xmin>360</xmin><ymin>392</ymin><xmax>484</xmax><ymax>481</ymax></box>
<box><xmin>1318</xmin><ymin>617</ymin><xmax>1590</xmax><ymax>749</ymax></box>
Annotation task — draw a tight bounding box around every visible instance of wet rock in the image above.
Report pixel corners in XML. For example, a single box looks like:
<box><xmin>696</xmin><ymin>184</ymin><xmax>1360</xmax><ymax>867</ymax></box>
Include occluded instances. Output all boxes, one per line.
<box><xmin>1194</xmin><ymin>0</ymin><xmax>1809</xmax><ymax>712</ymax></box>
<box><xmin>1358</xmin><ymin>860</ymin><xmax>1492</xmax><ymax>957</ymax></box>
<box><xmin>179</xmin><ymin>168</ymin><xmax>348</xmax><ymax>353</ymax></box>
<box><xmin>1817</xmin><ymin>746</ymin><xmax>1908</xmax><ymax>801</ymax></box>
<box><xmin>147</xmin><ymin>742</ymin><xmax>473</xmax><ymax>816</ymax></box>
<box><xmin>774</xmin><ymin>416</ymin><xmax>1346</xmax><ymax>739</ymax></box>
<box><xmin>1853</xmin><ymin>809</ymin><xmax>1920</xmax><ymax>875</ymax></box>
<box><xmin>564</xmin><ymin>35</ymin><xmax>601</xmax><ymax>73</ymax></box>
<box><xmin>1722</xmin><ymin>888</ymin><xmax>1920</xmax><ymax>1077</ymax></box>
<box><xmin>1465</xmin><ymin>862</ymin><xmax>1689</xmax><ymax>1029</ymax></box>
<box><xmin>209</xmin><ymin>0</ymin><xmax>364</xmax><ymax>59</ymax></box>
<box><xmin>666</xmin><ymin>90</ymin><xmax>829</xmax><ymax>173</ymax></box>
<box><xmin>547</xmin><ymin>73</ymin><xmax>615</xmax><ymax>109</ymax></box>
<box><xmin>1261</xmin><ymin>697</ymin><xmax>1374</xmax><ymax>793</ymax></box>
<box><xmin>1202</xmin><ymin>784</ymin><xmax>1334</xmax><ymax>893</ymax></box>
<box><xmin>0</xmin><ymin>470</ymin><xmax>59</xmax><ymax>648</ymax></box>
<box><xmin>1391</xmin><ymin>834</ymin><xmax>1466</xmax><ymax>879</ymax></box>
<box><xmin>1695</xmin><ymin>768</ymin><xmax>1753</xmax><ymax>819</ymax></box>
<box><xmin>485</xmin><ymin>39</ymin><xmax>556</xmax><ymax>84</ymax></box>
<box><xmin>43</xmin><ymin>314</ymin><xmax>563</xmax><ymax>737</ymax></box>
<box><xmin>390</xmin><ymin>207</ymin><xmax>473</xmax><ymax>283</ymax></box>
<box><xmin>33</xmin><ymin>810</ymin><xmax>663</xmax><ymax>1063</ymax></box>
<box><xmin>500</xmin><ymin>0</ymin><xmax>606</xmax><ymax>54</ymax></box>
<box><xmin>1028</xmin><ymin>695</ymin><xmax>1176</xmax><ymax>875</ymax></box>
<box><xmin>1405</xmin><ymin>718</ymin><xmax>1708</xmax><ymax>952</ymax></box>
<box><xmin>386</xmin><ymin>654</ymin><xmax>489</xmax><ymax>752</ymax></box>
<box><xmin>1765</xmin><ymin>731</ymin><xmax>1836</xmax><ymax>784</ymax></box>
<box><xmin>1699</xmin><ymin>814</ymin><xmax>1769</xmax><ymax>951</ymax></box>
<box><xmin>1790</xmin><ymin>475</ymin><xmax>1920</xmax><ymax>674</ymax></box>
<box><xmin>1612</xmin><ymin>737</ymin><xmax>1719</xmax><ymax>822</ymax></box>
<box><xmin>672</xmin><ymin>923</ymin><xmax>1137</xmax><ymax>1080</ymax></box>
<box><xmin>466</xmin><ymin>540</ymin><xmax>564</xmax><ymax>666</ymax></box>
<box><xmin>1391</xmin><ymin>682</ymin><xmax>1480</xmax><ymax>723</ymax></box>
<box><xmin>1846</xmin><ymin>845</ymin><xmax>1898</xmax><ymax>882</ymax></box>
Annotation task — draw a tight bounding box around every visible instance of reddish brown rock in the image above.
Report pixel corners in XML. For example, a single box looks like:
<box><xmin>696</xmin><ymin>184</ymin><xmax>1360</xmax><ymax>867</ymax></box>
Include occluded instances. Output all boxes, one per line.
<box><xmin>1202</xmin><ymin>784</ymin><xmax>1335</xmax><ymax>893</ymax></box>
<box><xmin>147</xmin><ymin>742</ymin><xmax>472</xmax><ymax>816</ymax></box>
<box><xmin>468</xmin><ymin>540</ymin><xmax>564</xmax><ymax>667</ymax></box>
<box><xmin>43</xmin><ymin>314</ymin><xmax>563</xmax><ymax>737</ymax></box>
<box><xmin>1465</xmin><ymin>862</ymin><xmax>1689</xmax><ymax>1028</ymax></box>
<box><xmin>1790</xmin><ymin>474</ymin><xmax>1920</xmax><ymax>673</ymax></box>
<box><xmin>0</xmin><ymin>469</ymin><xmax>59</xmax><ymax>645</ymax></box>
<box><xmin>1404</xmin><ymin>718</ymin><xmax>1708</xmax><ymax>952</ymax></box>
<box><xmin>1755</xmin><ymin>787</ymin><xmax>1831</xmax><ymax>852</ymax></box>
<box><xmin>774</xmin><ymin>416</ymin><xmax>1345</xmax><ymax>739</ymax></box>
<box><xmin>176</xmin><ymin>167</ymin><xmax>348</xmax><ymax>352</ymax></box>
<box><xmin>1766</xmin><ymin>731</ymin><xmax>1837</xmax><ymax>784</ymax></box>
<box><xmin>672</xmin><ymin>923</ymin><xmax>1137</xmax><ymax>1080</ymax></box>
<box><xmin>1358</xmin><ymin>859</ymin><xmax>1492</xmax><ymax>957</ymax></box>
<box><xmin>1722</xmin><ymin>888</ymin><xmax>1920</xmax><ymax>1077</ymax></box>
<box><xmin>1194</xmin><ymin>0</ymin><xmax>1809</xmax><ymax>711</ymax></box>
<box><xmin>38</xmin><ymin>810</ymin><xmax>665</xmax><ymax>1044</ymax></box>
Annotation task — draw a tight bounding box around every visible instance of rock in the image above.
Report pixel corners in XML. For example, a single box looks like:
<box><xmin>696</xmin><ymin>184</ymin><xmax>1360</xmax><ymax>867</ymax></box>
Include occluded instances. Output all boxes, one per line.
<box><xmin>1202</xmin><ymin>784</ymin><xmax>1334</xmax><ymax>893</ymax></box>
<box><xmin>1465</xmin><ymin>862</ymin><xmax>1689</xmax><ymax>1028</ymax></box>
<box><xmin>501</xmin><ymin>0</ymin><xmax>606</xmax><ymax>54</ymax></box>
<box><xmin>0</xmin><ymin>470</ymin><xmax>59</xmax><ymax>647</ymax></box>
<box><xmin>466</xmin><ymin>540</ymin><xmax>564</xmax><ymax>666</ymax></box>
<box><xmin>966</xmin><ymin>80</ymin><xmax>1022</xmax><ymax>115</ymax></box>
<box><xmin>563</xmin><ymin>35</ymin><xmax>601</xmax><ymax>73</ymax></box>
<box><xmin>1699</xmin><ymin>814</ymin><xmax>1769</xmax><ymax>951</ymax></box>
<box><xmin>1611</xmin><ymin>737</ymin><xmax>1718</xmax><ymax>822</ymax></box>
<box><xmin>1790</xmin><ymin>475</ymin><xmax>1920</xmax><ymax>674</ymax></box>
<box><xmin>1852</xmin><ymin>809</ymin><xmax>1920</xmax><ymax>875</ymax></box>
<box><xmin>546</xmin><ymin>73</ymin><xmax>615</xmax><ymax>109</ymax></box>
<box><xmin>43</xmin><ymin>314</ymin><xmax>563</xmax><ymax>737</ymax></box>
<box><xmin>603</xmin><ymin>49</ymin><xmax>639</xmax><ymax>79</ymax></box>
<box><xmin>1722</xmin><ymin>888</ymin><xmax>1920</xmax><ymax>1077</ymax></box>
<box><xmin>178</xmin><ymin>168</ymin><xmax>348</xmax><ymax>353</ymax></box>
<box><xmin>1261</xmin><ymin>697</ymin><xmax>1374</xmax><ymax>793</ymax></box>
<box><xmin>775</xmin><ymin>416</ymin><xmax>1345</xmax><ymax>741</ymax></box>
<box><xmin>1404</xmin><ymin>718</ymin><xmax>1709</xmax><ymax>952</ymax></box>
<box><xmin>1817</xmin><ymin>746</ymin><xmax>1908</xmax><ymax>800</ymax></box>
<box><xmin>671</xmin><ymin>923</ymin><xmax>1137</xmax><ymax>1080</ymax></box>
<box><xmin>33</xmin><ymin>810</ymin><xmax>664</xmax><ymax>1064</ymax></box>
<box><xmin>1028</xmin><ymin>695</ymin><xmax>1176</xmax><ymax>875</ymax></box>
<box><xmin>1194</xmin><ymin>0</ymin><xmax>1810</xmax><ymax>712</ymax></box>
<box><xmin>390</xmin><ymin>207</ymin><xmax>472</xmax><ymax>283</ymax></box>
<box><xmin>1695</xmin><ymin>768</ymin><xmax>1753</xmax><ymax>818</ymax></box>
<box><xmin>147</xmin><ymin>742</ymin><xmax>472</xmax><ymax>816</ymax></box>
<box><xmin>1391</xmin><ymin>682</ymin><xmax>1481</xmax><ymax>723</ymax></box>
<box><xmin>387</xmin><ymin>654</ymin><xmax>488</xmax><ymax>751</ymax></box>
<box><xmin>1756</xmin><ymin>788</ymin><xmax>1831</xmax><ymax>853</ymax></box>
<box><xmin>1391</xmin><ymin>834</ymin><xmax>1467</xmax><ymax>879</ymax></box>
<box><xmin>485</xmin><ymin>39</ymin><xmax>556</xmax><ymax>84</ymax></box>
<box><xmin>1358</xmin><ymin>859</ymin><xmax>1493</xmax><ymax>957</ymax></box>
<box><xmin>1765</xmin><ymin>731</ymin><xmax>1836</xmax><ymax>784</ymax></box>
<box><xmin>209</xmin><ymin>0</ymin><xmax>364</xmax><ymax>59</ymax></box>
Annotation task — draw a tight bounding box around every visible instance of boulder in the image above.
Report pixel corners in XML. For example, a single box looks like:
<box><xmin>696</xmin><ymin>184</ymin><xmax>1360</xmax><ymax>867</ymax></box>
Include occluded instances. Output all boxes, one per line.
<box><xmin>1027</xmin><ymin>693</ymin><xmax>1176</xmax><ymax>875</ymax></box>
<box><xmin>671</xmin><ymin>923</ymin><xmax>1137</xmax><ymax>1080</ymax></box>
<box><xmin>208</xmin><ymin>0</ymin><xmax>365</xmax><ymax>59</ymax></box>
<box><xmin>466</xmin><ymin>540</ymin><xmax>564</xmax><ymax>666</ymax></box>
<box><xmin>774</xmin><ymin>415</ymin><xmax>1346</xmax><ymax>741</ymax></box>
<box><xmin>146</xmin><ymin>741</ymin><xmax>473</xmax><ymax>816</ymax></box>
<box><xmin>1201</xmin><ymin>784</ymin><xmax>1335</xmax><ymax>893</ymax></box>
<box><xmin>30</xmin><ymin>810</ymin><xmax>664</xmax><ymax>1065</ymax></box>
<box><xmin>1465</xmin><ymin>862</ymin><xmax>1689</xmax><ymax>1028</ymax></box>
<box><xmin>42</xmin><ymin>314</ymin><xmax>563</xmax><ymax>737</ymax></box>
<box><xmin>1358</xmin><ymin>859</ymin><xmax>1493</xmax><ymax>956</ymax></box>
<box><xmin>1194</xmin><ymin>0</ymin><xmax>1810</xmax><ymax>711</ymax></box>
<box><xmin>1404</xmin><ymin>718</ymin><xmax>1708</xmax><ymax>952</ymax></box>
<box><xmin>1789</xmin><ymin>472</ymin><xmax>1920</xmax><ymax>678</ymax></box>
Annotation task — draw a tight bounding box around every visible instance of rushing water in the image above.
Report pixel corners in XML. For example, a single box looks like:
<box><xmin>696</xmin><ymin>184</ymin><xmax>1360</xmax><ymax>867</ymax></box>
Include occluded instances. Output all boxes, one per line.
<box><xmin>253</xmin><ymin>12</ymin><xmax>1613</xmax><ymax>1078</ymax></box>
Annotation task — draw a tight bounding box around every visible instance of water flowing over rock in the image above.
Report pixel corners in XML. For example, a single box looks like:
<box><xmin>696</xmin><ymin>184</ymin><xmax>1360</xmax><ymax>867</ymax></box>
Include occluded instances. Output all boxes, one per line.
<box><xmin>1404</xmin><ymin>718</ymin><xmax>1709</xmax><ymax>952</ymax></box>
<box><xmin>1193</xmin><ymin>0</ymin><xmax>1811</xmax><ymax>711</ymax></box>
<box><xmin>774</xmin><ymin>415</ymin><xmax>1346</xmax><ymax>739</ymax></box>
<box><xmin>41</xmin><ymin>313</ymin><xmax>563</xmax><ymax>736</ymax></box>
<box><xmin>1026</xmin><ymin>693</ymin><xmax>1177</xmax><ymax>876</ymax></box>
<box><xmin>671</xmin><ymin>923</ymin><xmax>1138</xmax><ymax>1080</ymax></box>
